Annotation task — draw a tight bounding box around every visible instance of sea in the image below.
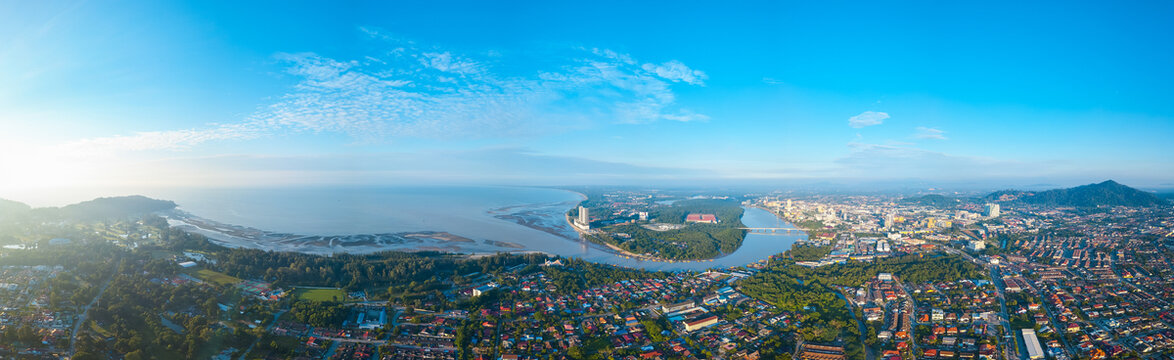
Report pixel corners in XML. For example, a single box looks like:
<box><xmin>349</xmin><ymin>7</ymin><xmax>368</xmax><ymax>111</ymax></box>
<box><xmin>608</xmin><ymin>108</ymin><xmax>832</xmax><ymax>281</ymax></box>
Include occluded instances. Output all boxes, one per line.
<box><xmin>148</xmin><ymin>186</ymin><xmax>802</xmax><ymax>271</ymax></box>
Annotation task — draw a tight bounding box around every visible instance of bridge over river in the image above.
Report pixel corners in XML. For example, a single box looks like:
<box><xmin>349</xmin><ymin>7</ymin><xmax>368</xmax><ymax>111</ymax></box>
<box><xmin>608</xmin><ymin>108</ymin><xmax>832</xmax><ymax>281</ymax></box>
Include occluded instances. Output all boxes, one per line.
<box><xmin>737</xmin><ymin>227</ymin><xmax>807</xmax><ymax>235</ymax></box>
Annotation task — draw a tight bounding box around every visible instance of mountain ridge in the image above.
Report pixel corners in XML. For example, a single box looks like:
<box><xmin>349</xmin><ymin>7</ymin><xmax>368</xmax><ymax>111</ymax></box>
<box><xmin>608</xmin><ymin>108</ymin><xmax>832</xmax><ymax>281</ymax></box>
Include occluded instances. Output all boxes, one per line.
<box><xmin>984</xmin><ymin>180</ymin><xmax>1167</xmax><ymax>207</ymax></box>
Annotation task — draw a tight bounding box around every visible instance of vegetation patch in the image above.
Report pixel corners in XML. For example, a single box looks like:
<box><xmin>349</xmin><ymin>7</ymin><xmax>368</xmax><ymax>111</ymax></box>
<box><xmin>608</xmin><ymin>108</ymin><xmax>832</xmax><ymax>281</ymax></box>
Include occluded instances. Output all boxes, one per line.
<box><xmin>584</xmin><ymin>198</ymin><xmax>749</xmax><ymax>260</ymax></box>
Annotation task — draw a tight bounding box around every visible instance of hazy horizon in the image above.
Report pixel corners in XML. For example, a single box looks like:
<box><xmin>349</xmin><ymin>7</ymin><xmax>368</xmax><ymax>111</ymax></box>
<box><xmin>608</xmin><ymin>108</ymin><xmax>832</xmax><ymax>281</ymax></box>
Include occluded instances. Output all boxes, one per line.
<box><xmin>4</xmin><ymin>177</ymin><xmax>1171</xmax><ymax>209</ymax></box>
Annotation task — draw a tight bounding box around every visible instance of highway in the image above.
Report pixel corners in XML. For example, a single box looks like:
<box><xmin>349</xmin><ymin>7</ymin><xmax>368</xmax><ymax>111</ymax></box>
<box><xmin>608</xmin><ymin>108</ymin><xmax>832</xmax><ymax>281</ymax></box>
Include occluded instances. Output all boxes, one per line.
<box><xmin>990</xmin><ymin>266</ymin><xmax>1022</xmax><ymax>360</ymax></box>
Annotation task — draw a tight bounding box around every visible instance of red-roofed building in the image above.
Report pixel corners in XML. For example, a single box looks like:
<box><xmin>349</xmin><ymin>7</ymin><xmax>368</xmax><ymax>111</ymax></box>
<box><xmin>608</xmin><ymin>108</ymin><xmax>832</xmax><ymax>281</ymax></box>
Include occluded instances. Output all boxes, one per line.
<box><xmin>686</xmin><ymin>214</ymin><xmax>718</xmax><ymax>223</ymax></box>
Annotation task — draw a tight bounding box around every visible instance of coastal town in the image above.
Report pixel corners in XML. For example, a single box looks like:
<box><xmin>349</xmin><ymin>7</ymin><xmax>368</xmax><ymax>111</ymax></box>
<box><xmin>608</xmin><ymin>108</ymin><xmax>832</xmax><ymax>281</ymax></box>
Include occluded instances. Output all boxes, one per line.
<box><xmin>0</xmin><ymin>181</ymin><xmax>1171</xmax><ymax>360</ymax></box>
<box><xmin>5</xmin><ymin>0</ymin><xmax>1172</xmax><ymax>358</ymax></box>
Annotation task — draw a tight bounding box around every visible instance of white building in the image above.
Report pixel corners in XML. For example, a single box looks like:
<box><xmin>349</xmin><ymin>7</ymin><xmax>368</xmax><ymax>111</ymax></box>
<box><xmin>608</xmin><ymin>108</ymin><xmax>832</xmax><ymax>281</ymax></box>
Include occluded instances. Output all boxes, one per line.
<box><xmin>577</xmin><ymin>206</ymin><xmax>590</xmax><ymax>229</ymax></box>
<box><xmin>984</xmin><ymin>203</ymin><xmax>1001</xmax><ymax>218</ymax></box>
<box><xmin>472</xmin><ymin>284</ymin><xmax>495</xmax><ymax>297</ymax></box>
<box><xmin>1022</xmin><ymin>329</ymin><xmax>1044</xmax><ymax>359</ymax></box>
<box><xmin>968</xmin><ymin>240</ymin><xmax>986</xmax><ymax>251</ymax></box>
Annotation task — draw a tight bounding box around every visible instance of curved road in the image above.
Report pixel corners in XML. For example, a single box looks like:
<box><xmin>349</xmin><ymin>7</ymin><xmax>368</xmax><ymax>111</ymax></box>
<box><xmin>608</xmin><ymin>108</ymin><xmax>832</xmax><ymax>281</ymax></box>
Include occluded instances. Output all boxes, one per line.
<box><xmin>237</xmin><ymin>309</ymin><xmax>287</xmax><ymax>360</ymax></box>
<box><xmin>69</xmin><ymin>274</ymin><xmax>115</xmax><ymax>356</ymax></box>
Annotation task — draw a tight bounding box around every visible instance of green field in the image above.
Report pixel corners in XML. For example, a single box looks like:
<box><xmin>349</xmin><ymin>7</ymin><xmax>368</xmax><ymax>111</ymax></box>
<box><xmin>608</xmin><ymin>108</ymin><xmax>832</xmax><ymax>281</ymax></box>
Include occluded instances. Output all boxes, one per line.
<box><xmin>292</xmin><ymin>287</ymin><xmax>347</xmax><ymax>302</ymax></box>
<box><xmin>192</xmin><ymin>269</ymin><xmax>242</xmax><ymax>285</ymax></box>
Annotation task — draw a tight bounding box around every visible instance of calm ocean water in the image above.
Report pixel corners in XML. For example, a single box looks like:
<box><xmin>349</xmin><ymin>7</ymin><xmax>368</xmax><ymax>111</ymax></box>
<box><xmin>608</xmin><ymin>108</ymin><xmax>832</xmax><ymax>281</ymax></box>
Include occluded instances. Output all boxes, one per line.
<box><xmin>147</xmin><ymin>186</ymin><xmax>800</xmax><ymax>271</ymax></box>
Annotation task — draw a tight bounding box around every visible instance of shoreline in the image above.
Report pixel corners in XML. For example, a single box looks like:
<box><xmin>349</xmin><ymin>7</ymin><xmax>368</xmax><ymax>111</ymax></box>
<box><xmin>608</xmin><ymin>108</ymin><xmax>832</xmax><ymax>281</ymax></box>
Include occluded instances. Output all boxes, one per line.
<box><xmin>156</xmin><ymin>187</ymin><xmax>800</xmax><ymax>270</ymax></box>
<box><xmin>166</xmin><ymin>211</ymin><xmax>535</xmax><ymax>256</ymax></box>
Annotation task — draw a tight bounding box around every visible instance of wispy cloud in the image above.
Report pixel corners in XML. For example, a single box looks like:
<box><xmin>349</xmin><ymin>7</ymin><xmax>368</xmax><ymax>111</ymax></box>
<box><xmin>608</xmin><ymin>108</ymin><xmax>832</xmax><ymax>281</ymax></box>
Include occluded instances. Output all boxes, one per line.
<box><xmin>848</xmin><ymin>111</ymin><xmax>888</xmax><ymax>128</ymax></box>
<box><xmin>641</xmin><ymin>60</ymin><xmax>707</xmax><ymax>85</ymax></box>
<box><xmin>68</xmin><ymin>29</ymin><xmax>709</xmax><ymax>151</ymax></box>
<box><xmin>761</xmin><ymin>77</ymin><xmax>784</xmax><ymax>85</ymax></box>
<box><xmin>914</xmin><ymin>126</ymin><xmax>947</xmax><ymax>140</ymax></box>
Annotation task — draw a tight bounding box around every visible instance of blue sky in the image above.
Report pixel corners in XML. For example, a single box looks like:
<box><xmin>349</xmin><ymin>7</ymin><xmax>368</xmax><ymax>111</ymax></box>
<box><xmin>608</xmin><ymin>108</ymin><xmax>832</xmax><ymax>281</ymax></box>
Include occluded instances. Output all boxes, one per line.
<box><xmin>3</xmin><ymin>0</ymin><xmax>1174</xmax><ymax>201</ymax></box>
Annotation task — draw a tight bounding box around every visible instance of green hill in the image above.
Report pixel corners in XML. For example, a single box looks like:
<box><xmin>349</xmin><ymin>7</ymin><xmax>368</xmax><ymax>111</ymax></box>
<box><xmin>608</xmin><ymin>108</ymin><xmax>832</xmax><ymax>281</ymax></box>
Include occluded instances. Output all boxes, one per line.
<box><xmin>0</xmin><ymin>198</ymin><xmax>31</xmax><ymax>218</ymax></box>
<box><xmin>985</xmin><ymin>180</ymin><xmax>1167</xmax><ymax>207</ymax></box>
<box><xmin>900</xmin><ymin>194</ymin><xmax>964</xmax><ymax>208</ymax></box>
<box><xmin>32</xmin><ymin>195</ymin><xmax>178</xmax><ymax>220</ymax></box>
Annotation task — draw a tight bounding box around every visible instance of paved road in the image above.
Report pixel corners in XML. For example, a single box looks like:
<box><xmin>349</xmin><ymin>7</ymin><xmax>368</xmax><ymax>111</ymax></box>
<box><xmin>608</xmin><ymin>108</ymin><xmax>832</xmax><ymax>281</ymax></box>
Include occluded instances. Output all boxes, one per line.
<box><xmin>322</xmin><ymin>341</ymin><xmax>340</xmax><ymax>359</ymax></box>
<box><xmin>1037</xmin><ymin>288</ymin><xmax>1076</xmax><ymax>357</ymax></box>
<box><xmin>990</xmin><ymin>266</ymin><xmax>1022</xmax><ymax>360</ymax></box>
<box><xmin>237</xmin><ymin>309</ymin><xmax>287</xmax><ymax>360</ymax></box>
<box><xmin>68</xmin><ymin>274</ymin><xmax>115</xmax><ymax>356</ymax></box>
<box><xmin>894</xmin><ymin>278</ymin><xmax>920</xmax><ymax>357</ymax></box>
<box><xmin>835</xmin><ymin>290</ymin><xmax>874</xmax><ymax>360</ymax></box>
<box><xmin>940</xmin><ymin>246</ymin><xmax>985</xmax><ymax>268</ymax></box>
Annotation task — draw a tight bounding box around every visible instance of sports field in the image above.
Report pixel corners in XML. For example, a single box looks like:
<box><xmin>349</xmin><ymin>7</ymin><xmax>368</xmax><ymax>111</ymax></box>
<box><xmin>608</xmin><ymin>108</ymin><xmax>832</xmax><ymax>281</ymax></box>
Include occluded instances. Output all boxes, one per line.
<box><xmin>292</xmin><ymin>287</ymin><xmax>346</xmax><ymax>302</ymax></box>
<box><xmin>192</xmin><ymin>269</ymin><xmax>242</xmax><ymax>285</ymax></box>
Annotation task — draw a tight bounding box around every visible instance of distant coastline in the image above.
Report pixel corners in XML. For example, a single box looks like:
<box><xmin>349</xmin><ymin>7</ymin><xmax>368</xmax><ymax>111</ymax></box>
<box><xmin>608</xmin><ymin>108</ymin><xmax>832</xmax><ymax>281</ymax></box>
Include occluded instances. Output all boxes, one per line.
<box><xmin>489</xmin><ymin>188</ymin><xmax>587</xmax><ymax>241</ymax></box>
<box><xmin>154</xmin><ymin>186</ymin><xmax>589</xmax><ymax>257</ymax></box>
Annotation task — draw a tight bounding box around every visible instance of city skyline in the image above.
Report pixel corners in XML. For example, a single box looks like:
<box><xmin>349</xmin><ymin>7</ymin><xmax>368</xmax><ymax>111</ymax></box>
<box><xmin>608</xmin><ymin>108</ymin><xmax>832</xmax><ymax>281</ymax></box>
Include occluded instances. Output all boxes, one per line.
<box><xmin>4</xmin><ymin>1</ymin><xmax>1174</xmax><ymax>201</ymax></box>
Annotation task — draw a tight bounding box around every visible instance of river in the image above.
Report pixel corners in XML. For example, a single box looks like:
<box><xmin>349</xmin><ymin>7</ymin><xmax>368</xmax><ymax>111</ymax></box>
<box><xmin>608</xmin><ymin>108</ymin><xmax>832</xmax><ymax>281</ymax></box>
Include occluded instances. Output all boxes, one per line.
<box><xmin>149</xmin><ymin>186</ymin><xmax>803</xmax><ymax>271</ymax></box>
<box><xmin>597</xmin><ymin>206</ymin><xmax>803</xmax><ymax>271</ymax></box>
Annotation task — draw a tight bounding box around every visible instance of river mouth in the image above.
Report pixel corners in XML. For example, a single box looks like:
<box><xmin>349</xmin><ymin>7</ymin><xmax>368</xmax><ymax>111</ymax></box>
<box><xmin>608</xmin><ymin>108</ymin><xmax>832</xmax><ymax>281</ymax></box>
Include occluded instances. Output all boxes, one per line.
<box><xmin>152</xmin><ymin>187</ymin><xmax>803</xmax><ymax>271</ymax></box>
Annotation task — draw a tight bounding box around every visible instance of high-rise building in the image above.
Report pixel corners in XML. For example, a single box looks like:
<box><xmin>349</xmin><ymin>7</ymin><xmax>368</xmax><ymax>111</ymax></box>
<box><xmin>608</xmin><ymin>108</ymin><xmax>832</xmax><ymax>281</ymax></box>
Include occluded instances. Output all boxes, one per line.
<box><xmin>785</xmin><ymin>199</ymin><xmax>793</xmax><ymax>212</ymax></box>
<box><xmin>577</xmin><ymin>206</ymin><xmax>590</xmax><ymax>226</ymax></box>
<box><xmin>984</xmin><ymin>203</ymin><xmax>1001</xmax><ymax>218</ymax></box>
<box><xmin>883</xmin><ymin>214</ymin><xmax>894</xmax><ymax>229</ymax></box>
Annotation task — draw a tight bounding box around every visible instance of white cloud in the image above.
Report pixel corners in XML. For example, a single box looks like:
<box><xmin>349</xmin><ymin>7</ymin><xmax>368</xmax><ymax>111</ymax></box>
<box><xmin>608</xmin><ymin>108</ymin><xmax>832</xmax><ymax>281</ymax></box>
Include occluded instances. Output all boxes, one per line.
<box><xmin>418</xmin><ymin>52</ymin><xmax>483</xmax><ymax>75</ymax></box>
<box><xmin>848</xmin><ymin>111</ymin><xmax>889</xmax><ymax>128</ymax></box>
<box><xmin>589</xmin><ymin>48</ymin><xmax>636</xmax><ymax>65</ymax></box>
<box><xmin>661</xmin><ymin>110</ymin><xmax>710</xmax><ymax>122</ymax></box>
<box><xmin>63</xmin><ymin>123</ymin><xmax>263</xmax><ymax>152</ymax></box>
<box><xmin>914</xmin><ymin>126</ymin><xmax>947</xmax><ymax>140</ymax></box>
<box><xmin>641</xmin><ymin>60</ymin><xmax>707</xmax><ymax>85</ymax></box>
<box><xmin>67</xmin><ymin>32</ymin><xmax>710</xmax><ymax>151</ymax></box>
